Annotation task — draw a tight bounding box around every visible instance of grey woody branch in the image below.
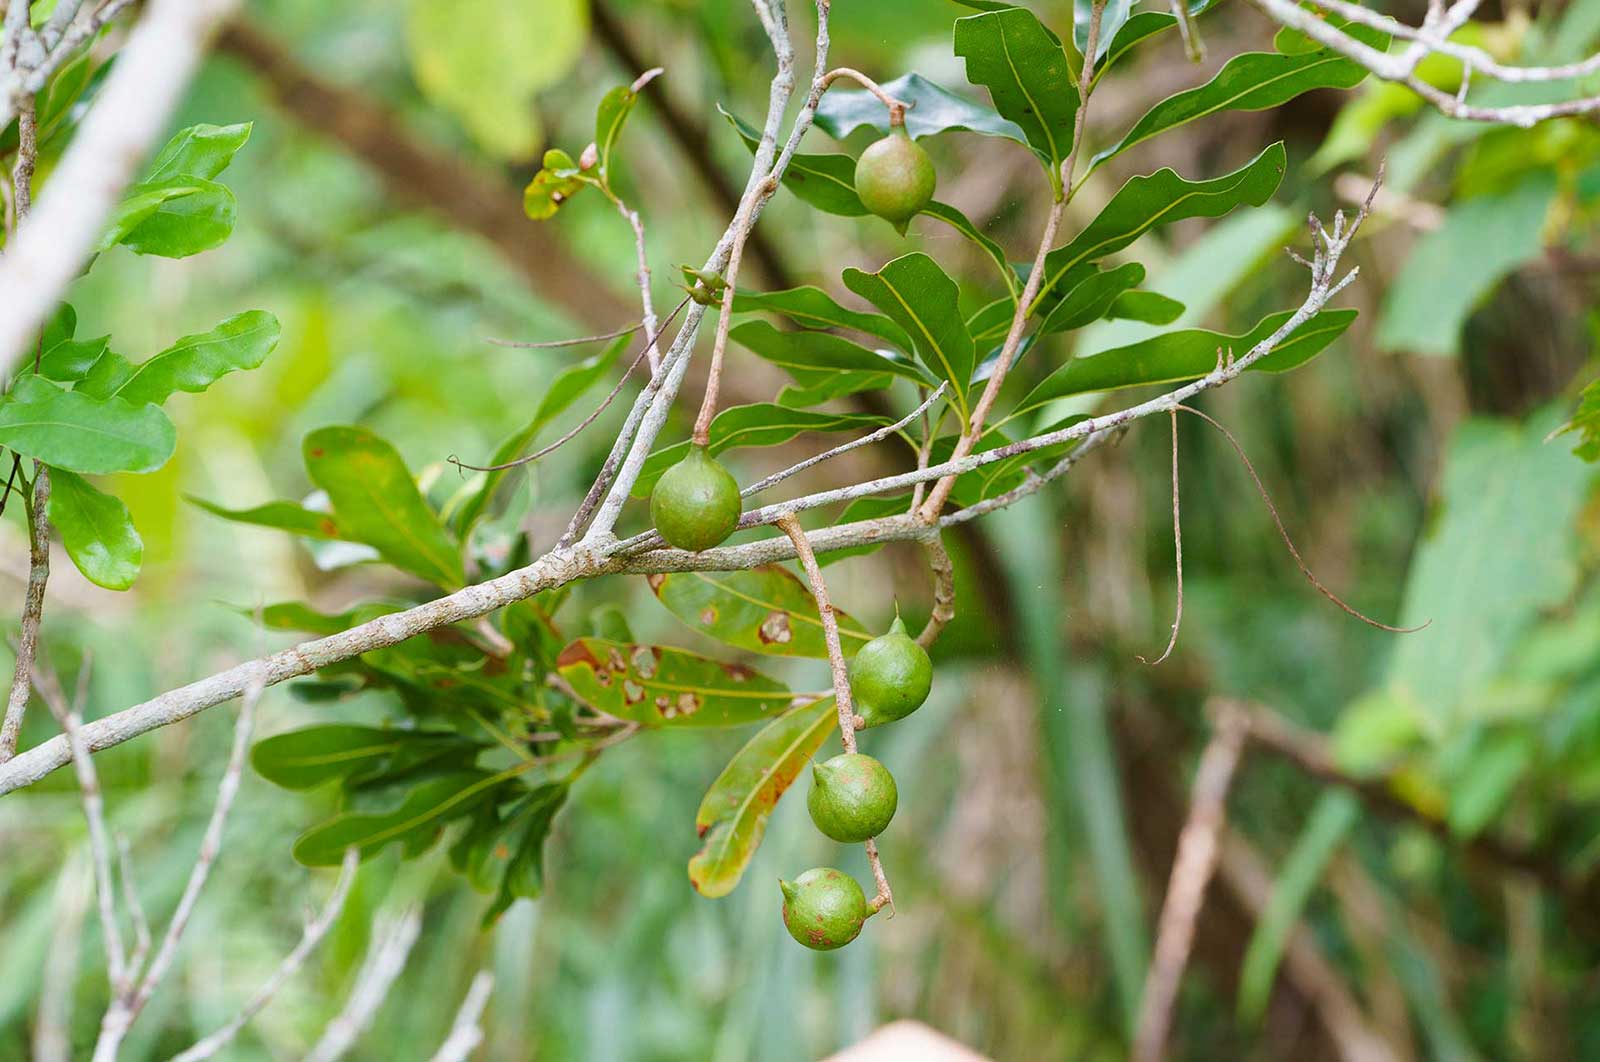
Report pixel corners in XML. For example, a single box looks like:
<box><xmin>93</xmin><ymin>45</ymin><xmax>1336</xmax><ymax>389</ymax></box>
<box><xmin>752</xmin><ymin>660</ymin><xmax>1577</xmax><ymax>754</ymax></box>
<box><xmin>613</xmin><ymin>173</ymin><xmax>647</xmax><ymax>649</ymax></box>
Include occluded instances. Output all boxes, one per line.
<box><xmin>1248</xmin><ymin>0</ymin><xmax>1600</xmax><ymax>125</ymax></box>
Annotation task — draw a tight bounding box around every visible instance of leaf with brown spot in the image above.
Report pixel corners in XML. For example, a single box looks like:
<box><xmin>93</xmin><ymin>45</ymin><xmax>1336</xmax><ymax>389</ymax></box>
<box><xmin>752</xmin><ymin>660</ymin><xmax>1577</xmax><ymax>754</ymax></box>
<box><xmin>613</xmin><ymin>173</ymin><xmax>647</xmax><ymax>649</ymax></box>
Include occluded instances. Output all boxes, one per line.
<box><xmin>648</xmin><ymin>566</ymin><xmax>872</xmax><ymax>659</ymax></box>
<box><xmin>689</xmin><ymin>697</ymin><xmax>838</xmax><ymax>898</ymax></box>
<box><xmin>556</xmin><ymin>638</ymin><xmax>792</xmax><ymax>727</ymax></box>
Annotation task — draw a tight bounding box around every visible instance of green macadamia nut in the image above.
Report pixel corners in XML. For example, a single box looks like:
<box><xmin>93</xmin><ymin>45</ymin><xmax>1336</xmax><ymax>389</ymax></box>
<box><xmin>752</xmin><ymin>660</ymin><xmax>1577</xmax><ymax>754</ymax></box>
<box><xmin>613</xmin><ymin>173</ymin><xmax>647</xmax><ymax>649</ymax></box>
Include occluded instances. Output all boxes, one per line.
<box><xmin>807</xmin><ymin>752</ymin><xmax>898</xmax><ymax>843</ymax></box>
<box><xmin>780</xmin><ymin>867</ymin><xmax>869</xmax><ymax>950</ymax></box>
<box><xmin>853</xmin><ymin>127</ymin><xmax>936</xmax><ymax>231</ymax></box>
<box><xmin>848</xmin><ymin>615</ymin><xmax>933</xmax><ymax>728</ymax></box>
<box><xmin>649</xmin><ymin>444</ymin><xmax>741</xmax><ymax>552</ymax></box>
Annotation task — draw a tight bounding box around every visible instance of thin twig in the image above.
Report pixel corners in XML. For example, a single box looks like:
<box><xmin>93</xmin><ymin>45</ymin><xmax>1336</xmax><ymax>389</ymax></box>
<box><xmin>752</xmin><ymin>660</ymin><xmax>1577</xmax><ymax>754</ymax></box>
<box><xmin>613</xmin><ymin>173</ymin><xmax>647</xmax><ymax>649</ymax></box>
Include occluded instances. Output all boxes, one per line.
<box><xmin>1132</xmin><ymin>701</ymin><xmax>1250</xmax><ymax>1062</ymax></box>
<box><xmin>429</xmin><ymin>971</ymin><xmax>495</xmax><ymax>1062</ymax></box>
<box><xmin>820</xmin><ymin>66</ymin><xmax>912</xmax><ymax>125</ymax></box>
<box><xmin>484</xmin><ymin>321</ymin><xmax>646</xmax><ymax>349</ymax></box>
<box><xmin>1138</xmin><ymin>409</ymin><xmax>1183</xmax><ymax>665</ymax></box>
<box><xmin>776</xmin><ymin>511</ymin><xmax>894</xmax><ymax>914</ymax></box>
<box><xmin>451</xmin><ymin>296</ymin><xmax>690</xmax><ymax>475</ymax></box>
<box><xmin>1176</xmin><ymin>404</ymin><xmax>1424</xmax><ymax>634</ymax></box>
<box><xmin>305</xmin><ymin>907</ymin><xmax>424</xmax><ymax>1062</ymax></box>
<box><xmin>168</xmin><ymin>847</ymin><xmax>360</xmax><ymax>1062</ymax></box>
<box><xmin>916</xmin><ymin>532</ymin><xmax>956</xmax><ymax>649</ymax></box>
<box><xmin>917</xmin><ymin>0</ymin><xmax>1107</xmax><ymax>521</ymax></box>
<box><xmin>741</xmin><ymin>382</ymin><xmax>947</xmax><ymax>498</ymax></box>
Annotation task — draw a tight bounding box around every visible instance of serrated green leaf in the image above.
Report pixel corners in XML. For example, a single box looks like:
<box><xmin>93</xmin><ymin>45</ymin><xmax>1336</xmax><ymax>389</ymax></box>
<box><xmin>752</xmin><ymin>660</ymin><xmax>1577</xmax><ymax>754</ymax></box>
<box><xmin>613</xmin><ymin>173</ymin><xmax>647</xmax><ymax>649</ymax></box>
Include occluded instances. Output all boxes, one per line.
<box><xmin>1089</xmin><ymin>35</ymin><xmax>1378</xmax><ymax>173</ymax></box>
<box><xmin>189</xmin><ymin>496</ymin><xmax>346</xmax><ymax>540</ymax></box>
<box><xmin>47</xmin><ymin>469</ymin><xmax>142</xmax><ymax>590</ymax></box>
<box><xmin>721</xmin><ymin>106</ymin><xmax>866</xmax><ymax>216</ymax></box>
<box><xmin>843</xmin><ymin>253</ymin><xmax>975</xmax><ymax>424</ymax></box>
<box><xmin>555</xmin><ymin>638</ymin><xmax>793</xmax><ymax>727</ymax></box>
<box><xmin>78</xmin><ymin>311</ymin><xmax>279</xmax><ymax>405</ymax></box>
<box><xmin>1035</xmin><ymin>143</ymin><xmax>1287</xmax><ymax>310</ymax></box>
<box><xmin>688</xmin><ymin>697</ymin><xmax>838</xmax><ymax>898</ymax></box>
<box><xmin>0</xmin><ymin>376</ymin><xmax>174</xmax><ymax>474</ymax></box>
<box><xmin>304</xmin><ymin>426</ymin><xmax>464</xmax><ymax>588</ymax></box>
<box><xmin>1010</xmin><ymin>308</ymin><xmax>1356</xmax><ymax>421</ymax></box>
<box><xmin>292</xmin><ymin>769</ymin><xmax>511</xmax><ymax>865</ymax></box>
<box><xmin>953</xmin><ymin>7</ymin><xmax>1079</xmax><ymax>185</ymax></box>
<box><xmin>733</xmin><ymin>286</ymin><xmax>913</xmax><ymax>350</ymax></box>
<box><xmin>647</xmin><ymin>566</ymin><xmax>873</xmax><ymax>658</ymax></box>
<box><xmin>631</xmin><ymin>403</ymin><xmax>888</xmax><ymax>497</ymax></box>
<box><xmin>145</xmin><ymin>122</ymin><xmax>252</xmax><ymax>182</ymax></box>
<box><xmin>456</xmin><ymin>335</ymin><xmax>624</xmax><ymax>532</ymax></box>
<box><xmin>813</xmin><ymin>71</ymin><xmax>1027</xmax><ymax>146</ymax></box>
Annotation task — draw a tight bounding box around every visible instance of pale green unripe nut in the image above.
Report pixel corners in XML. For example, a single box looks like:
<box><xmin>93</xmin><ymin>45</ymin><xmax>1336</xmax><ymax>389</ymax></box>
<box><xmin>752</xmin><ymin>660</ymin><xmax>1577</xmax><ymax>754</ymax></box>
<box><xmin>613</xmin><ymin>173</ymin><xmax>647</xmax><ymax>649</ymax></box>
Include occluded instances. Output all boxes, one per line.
<box><xmin>808</xmin><ymin>752</ymin><xmax>898</xmax><ymax>842</ymax></box>
<box><xmin>853</xmin><ymin>127</ymin><xmax>936</xmax><ymax>233</ymax></box>
<box><xmin>780</xmin><ymin>867</ymin><xmax>868</xmax><ymax>950</ymax></box>
<box><xmin>848</xmin><ymin>616</ymin><xmax>933</xmax><ymax>728</ymax></box>
<box><xmin>649</xmin><ymin>444</ymin><xmax>741</xmax><ymax>552</ymax></box>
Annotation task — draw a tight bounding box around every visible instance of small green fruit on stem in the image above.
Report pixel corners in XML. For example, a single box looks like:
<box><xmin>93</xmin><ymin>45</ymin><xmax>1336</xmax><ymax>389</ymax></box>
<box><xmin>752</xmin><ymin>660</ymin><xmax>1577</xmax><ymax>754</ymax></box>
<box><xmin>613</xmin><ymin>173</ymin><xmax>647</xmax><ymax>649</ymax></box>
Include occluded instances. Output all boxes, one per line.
<box><xmin>808</xmin><ymin>752</ymin><xmax>898</xmax><ymax>843</ymax></box>
<box><xmin>780</xmin><ymin>867</ymin><xmax>869</xmax><ymax>950</ymax></box>
<box><xmin>848</xmin><ymin>615</ymin><xmax>933</xmax><ymax>727</ymax></box>
<box><xmin>649</xmin><ymin>444</ymin><xmax>741</xmax><ymax>552</ymax></box>
<box><xmin>853</xmin><ymin>126</ymin><xmax>936</xmax><ymax>233</ymax></box>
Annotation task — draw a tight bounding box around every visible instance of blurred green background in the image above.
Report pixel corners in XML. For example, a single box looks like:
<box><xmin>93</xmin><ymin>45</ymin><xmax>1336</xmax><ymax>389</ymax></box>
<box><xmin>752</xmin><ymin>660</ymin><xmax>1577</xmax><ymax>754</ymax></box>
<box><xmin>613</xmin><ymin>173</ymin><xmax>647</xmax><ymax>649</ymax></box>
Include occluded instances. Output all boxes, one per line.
<box><xmin>4</xmin><ymin>0</ymin><xmax>1600</xmax><ymax>1058</ymax></box>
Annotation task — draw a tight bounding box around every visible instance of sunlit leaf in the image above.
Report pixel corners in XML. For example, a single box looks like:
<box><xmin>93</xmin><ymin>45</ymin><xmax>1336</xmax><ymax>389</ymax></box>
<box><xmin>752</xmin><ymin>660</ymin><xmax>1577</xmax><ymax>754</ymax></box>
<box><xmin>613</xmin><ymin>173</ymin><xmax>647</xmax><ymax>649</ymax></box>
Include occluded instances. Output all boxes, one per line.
<box><xmin>0</xmin><ymin>375</ymin><xmax>174</xmax><ymax>474</ymax></box>
<box><xmin>304</xmin><ymin>426</ymin><xmax>464</xmax><ymax>588</ymax></box>
<box><xmin>555</xmin><ymin>638</ymin><xmax>793</xmax><ymax>727</ymax></box>
<box><xmin>78</xmin><ymin>311</ymin><xmax>279</xmax><ymax>405</ymax></box>
<box><xmin>47</xmin><ymin>468</ymin><xmax>142</xmax><ymax>590</ymax></box>
<box><xmin>119</xmin><ymin>176</ymin><xmax>237</xmax><ymax>258</ymax></box>
<box><xmin>688</xmin><ymin>697</ymin><xmax>838</xmax><ymax>898</ymax></box>
<box><xmin>145</xmin><ymin>122</ymin><xmax>253</xmax><ymax>182</ymax></box>
<box><xmin>647</xmin><ymin>566</ymin><xmax>873</xmax><ymax>658</ymax></box>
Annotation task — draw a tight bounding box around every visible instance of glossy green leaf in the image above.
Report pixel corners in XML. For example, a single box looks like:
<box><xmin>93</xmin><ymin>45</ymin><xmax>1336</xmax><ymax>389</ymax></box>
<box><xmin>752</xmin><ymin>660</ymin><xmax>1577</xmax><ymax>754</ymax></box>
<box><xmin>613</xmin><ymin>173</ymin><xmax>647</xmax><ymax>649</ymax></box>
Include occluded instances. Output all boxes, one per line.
<box><xmin>253</xmin><ymin>725</ymin><xmax>477</xmax><ymax>791</ymax></box>
<box><xmin>594</xmin><ymin>82</ymin><xmax>644</xmax><ymax>186</ymax></box>
<box><xmin>0</xmin><ymin>376</ymin><xmax>174</xmax><ymax>474</ymax></box>
<box><xmin>98</xmin><ymin>180</ymin><xmax>206</xmax><ymax>252</ymax></box>
<box><xmin>249</xmin><ymin>602</ymin><xmax>358</xmax><ymax>635</ymax></box>
<box><xmin>189</xmin><ymin>496</ymin><xmax>346</xmax><ymax>540</ymax></box>
<box><xmin>1037</xmin><ymin>262</ymin><xmax>1146</xmax><ymax>335</ymax></box>
<box><xmin>733</xmin><ymin>286</ymin><xmax>913</xmax><ymax>350</ymax></box>
<box><xmin>1096</xmin><ymin>12</ymin><xmax>1181</xmax><ymax>81</ymax></box>
<box><xmin>304</xmin><ymin>426</ymin><xmax>464</xmax><ymax>588</ymax></box>
<box><xmin>455</xmin><ymin>334</ymin><xmax>624</xmax><ymax>532</ymax></box>
<box><xmin>1089</xmin><ymin>33</ymin><xmax>1378</xmax><ymax>172</ymax></box>
<box><xmin>78</xmin><ymin>311</ymin><xmax>279</xmax><ymax>405</ymax></box>
<box><xmin>1108</xmin><ymin>289</ymin><xmax>1185</xmax><ymax>324</ymax></box>
<box><xmin>292</xmin><ymin>769</ymin><xmax>510</xmax><ymax>865</ymax></box>
<box><xmin>33</xmin><ymin>335</ymin><xmax>109</xmax><ymax>383</ymax></box>
<box><xmin>632</xmin><ymin>403</ymin><xmax>888</xmax><ymax>497</ymax></box>
<box><xmin>813</xmin><ymin>71</ymin><xmax>1027</xmax><ymax>145</ymax></box>
<box><xmin>721</xmin><ymin>106</ymin><xmax>866</xmax><ymax>217</ymax></box>
<box><xmin>144</xmin><ymin>122</ymin><xmax>252</xmax><ymax>182</ymax></box>
<box><xmin>1010</xmin><ymin>308</ymin><xmax>1356</xmax><ymax>420</ymax></box>
<box><xmin>47</xmin><ymin>469</ymin><xmax>142</xmax><ymax>590</ymax></box>
<box><xmin>688</xmin><ymin>697</ymin><xmax>838</xmax><ymax>897</ymax></box>
<box><xmin>41</xmin><ymin>304</ymin><xmax>76</xmax><ymax>351</ymax></box>
<box><xmin>1077</xmin><ymin>0</ymin><xmax>1132</xmax><ymax>61</ymax></box>
<box><xmin>843</xmin><ymin>253</ymin><xmax>976</xmax><ymax>424</ymax></box>
<box><xmin>646</xmin><ymin>565</ymin><xmax>873</xmax><ymax>658</ymax></box>
<box><xmin>1035</xmin><ymin>143</ymin><xmax>1287</xmax><ymax>309</ymax></box>
<box><xmin>555</xmin><ymin>638</ymin><xmax>793</xmax><ymax>727</ymax></box>
<box><xmin>953</xmin><ymin>7</ymin><xmax>1079</xmax><ymax>184</ymax></box>
<box><xmin>730</xmin><ymin>320</ymin><xmax>928</xmax><ymax>392</ymax></box>
<box><xmin>118</xmin><ymin>176</ymin><xmax>236</xmax><ymax>258</ymax></box>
